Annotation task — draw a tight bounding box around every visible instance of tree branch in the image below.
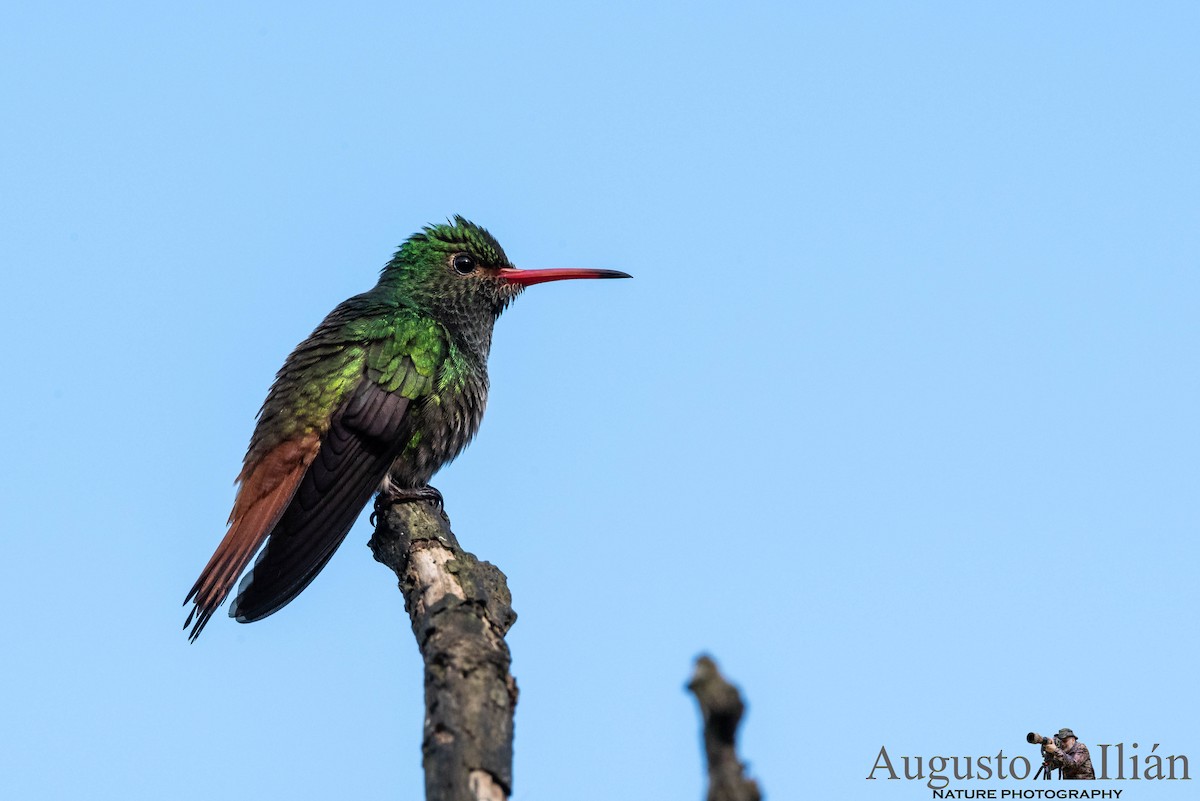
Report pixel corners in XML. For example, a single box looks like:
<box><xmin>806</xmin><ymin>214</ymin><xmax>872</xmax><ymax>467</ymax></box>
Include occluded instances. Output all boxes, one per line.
<box><xmin>688</xmin><ymin>655</ymin><xmax>762</xmax><ymax>801</ymax></box>
<box><xmin>369</xmin><ymin>500</ymin><xmax>518</xmax><ymax>801</ymax></box>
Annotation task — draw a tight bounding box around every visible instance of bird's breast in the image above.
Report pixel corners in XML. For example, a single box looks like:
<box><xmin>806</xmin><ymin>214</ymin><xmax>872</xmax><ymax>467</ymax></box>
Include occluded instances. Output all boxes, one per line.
<box><xmin>386</xmin><ymin>368</ymin><xmax>488</xmax><ymax>488</ymax></box>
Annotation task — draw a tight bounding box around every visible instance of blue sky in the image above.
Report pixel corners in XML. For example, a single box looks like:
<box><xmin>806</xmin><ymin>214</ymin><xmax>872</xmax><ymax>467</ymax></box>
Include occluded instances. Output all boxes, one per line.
<box><xmin>2</xmin><ymin>3</ymin><xmax>1197</xmax><ymax>799</ymax></box>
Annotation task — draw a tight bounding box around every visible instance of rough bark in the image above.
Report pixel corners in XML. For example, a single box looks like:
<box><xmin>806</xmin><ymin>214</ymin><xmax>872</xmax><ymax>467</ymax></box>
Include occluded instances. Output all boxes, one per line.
<box><xmin>369</xmin><ymin>500</ymin><xmax>518</xmax><ymax>801</ymax></box>
<box><xmin>688</xmin><ymin>655</ymin><xmax>762</xmax><ymax>801</ymax></box>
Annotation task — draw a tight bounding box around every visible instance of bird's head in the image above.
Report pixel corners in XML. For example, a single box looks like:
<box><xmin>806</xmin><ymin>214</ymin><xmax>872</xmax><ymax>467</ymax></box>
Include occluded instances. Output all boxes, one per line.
<box><xmin>379</xmin><ymin>217</ymin><xmax>629</xmax><ymax>333</ymax></box>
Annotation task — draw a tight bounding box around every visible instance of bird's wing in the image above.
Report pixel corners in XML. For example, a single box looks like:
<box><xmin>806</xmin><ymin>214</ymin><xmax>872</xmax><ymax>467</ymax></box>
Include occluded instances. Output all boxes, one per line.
<box><xmin>183</xmin><ymin>376</ymin><xmax>412</xmax><ymax>641</ymax></box>
<box><xmin>225</xmin><ymin>378</ymin><xmax>411</xmax><ymax>626</ymax></box>
<box><xmin>184</xmin><ymin>306</ymin><xmax>446</xmax><ymax>641</ymax></box>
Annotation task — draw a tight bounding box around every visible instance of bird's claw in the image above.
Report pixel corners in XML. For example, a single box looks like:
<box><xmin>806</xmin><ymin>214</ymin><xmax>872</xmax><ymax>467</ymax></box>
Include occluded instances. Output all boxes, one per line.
<box><xmin>372</xmin><ymin>485</ymin><xmax>444</xmax><ymax>526</ymax></box>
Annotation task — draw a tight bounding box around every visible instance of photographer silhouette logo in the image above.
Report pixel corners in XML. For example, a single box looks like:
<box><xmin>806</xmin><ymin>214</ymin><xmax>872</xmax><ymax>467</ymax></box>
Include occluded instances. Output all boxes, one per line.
<box><xmin>866</xmin><ymin>728</ymin><xmax>1189</xmax><ymax>796</ymax></box>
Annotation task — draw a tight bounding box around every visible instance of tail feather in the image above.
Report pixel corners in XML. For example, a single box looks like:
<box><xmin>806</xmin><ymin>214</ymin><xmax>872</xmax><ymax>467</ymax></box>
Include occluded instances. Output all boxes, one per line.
<box><xmin>183</xmin><ymin>434</ymin><xmax>318</xmax><ymax>642</ymax></box>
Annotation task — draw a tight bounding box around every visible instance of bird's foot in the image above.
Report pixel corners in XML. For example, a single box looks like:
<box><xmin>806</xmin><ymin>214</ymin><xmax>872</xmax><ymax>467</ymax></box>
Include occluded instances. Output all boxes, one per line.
<box><xmin>370</xmin><ymin>484</ymin><xmax>444</xmax><ymax>526</ymax></box>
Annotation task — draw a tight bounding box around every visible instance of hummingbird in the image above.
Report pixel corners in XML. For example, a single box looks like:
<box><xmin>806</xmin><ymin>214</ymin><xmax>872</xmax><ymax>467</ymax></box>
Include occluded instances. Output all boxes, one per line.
<box><xmin>184</xmin><ymin>217</ymin><xmax>629</xmax><ymax>641</ymax></box>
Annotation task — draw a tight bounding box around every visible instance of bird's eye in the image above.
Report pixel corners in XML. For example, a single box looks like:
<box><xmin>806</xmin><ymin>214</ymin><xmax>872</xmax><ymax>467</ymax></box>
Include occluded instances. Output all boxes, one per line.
<box><xmin>452</xmin><ymin>254</ymin><xmax>477</xmax><ymax>275</ymax></box>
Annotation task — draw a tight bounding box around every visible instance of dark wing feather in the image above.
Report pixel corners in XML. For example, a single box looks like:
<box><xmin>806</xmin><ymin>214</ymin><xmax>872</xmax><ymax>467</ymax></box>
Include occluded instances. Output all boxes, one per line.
<box><xmin>227</xmin><ymin>379</ymin><xmax>411</xmax><ymax>624</ymax></box>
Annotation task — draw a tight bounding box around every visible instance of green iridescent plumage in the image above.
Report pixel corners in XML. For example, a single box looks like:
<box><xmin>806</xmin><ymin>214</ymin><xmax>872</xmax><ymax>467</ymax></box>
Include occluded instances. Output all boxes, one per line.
<box><xmin>184</xmin><ymin>217</ymin><xmax>629</xmax><ymax>640</ymax></box>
